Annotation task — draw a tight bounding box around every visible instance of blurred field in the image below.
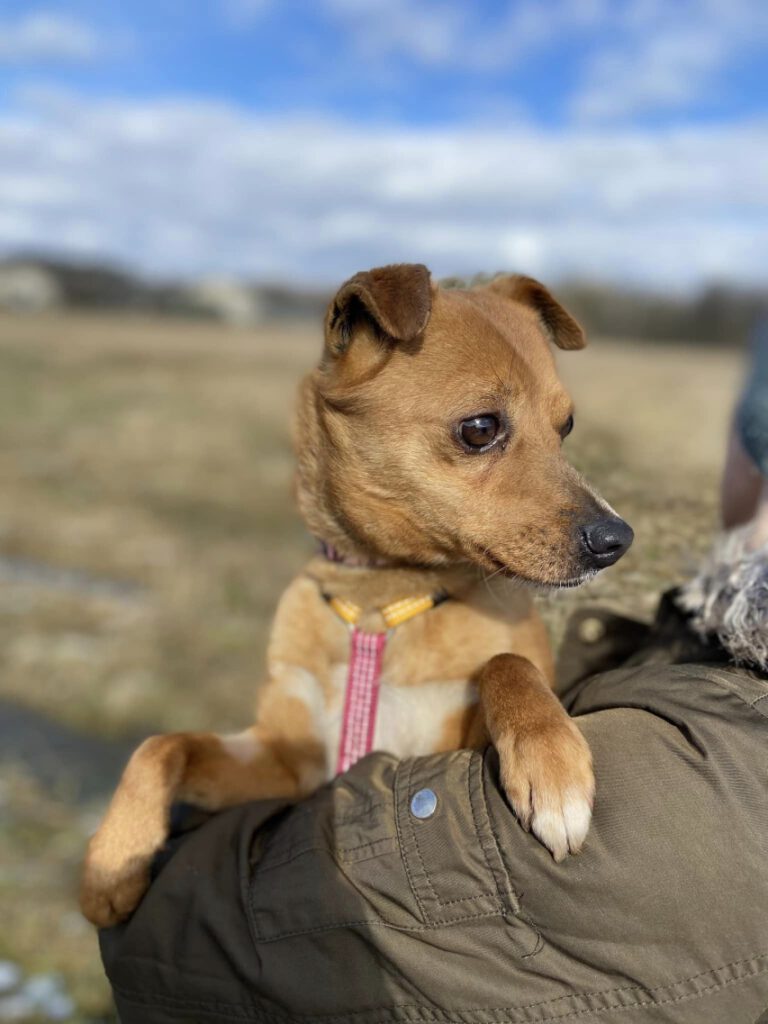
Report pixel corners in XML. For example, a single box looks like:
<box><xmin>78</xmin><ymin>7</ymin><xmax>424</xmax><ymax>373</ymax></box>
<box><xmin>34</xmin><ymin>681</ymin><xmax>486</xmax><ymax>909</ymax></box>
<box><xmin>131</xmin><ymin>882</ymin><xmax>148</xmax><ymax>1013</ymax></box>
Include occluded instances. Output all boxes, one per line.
<box><xmin>0</xmin><ymin>310</ymin><xmax>744</xmax><ymax>1021</ymax></box>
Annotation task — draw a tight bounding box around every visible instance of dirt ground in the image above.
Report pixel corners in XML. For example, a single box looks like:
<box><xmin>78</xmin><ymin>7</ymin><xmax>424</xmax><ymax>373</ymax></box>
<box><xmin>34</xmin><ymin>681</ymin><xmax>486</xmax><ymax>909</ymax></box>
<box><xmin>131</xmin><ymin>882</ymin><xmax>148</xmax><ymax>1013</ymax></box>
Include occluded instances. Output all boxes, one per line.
<box><xmin>0</xmin><ymin>309</ymin><xmax>744</xmax><ymax>1021</ymax></box>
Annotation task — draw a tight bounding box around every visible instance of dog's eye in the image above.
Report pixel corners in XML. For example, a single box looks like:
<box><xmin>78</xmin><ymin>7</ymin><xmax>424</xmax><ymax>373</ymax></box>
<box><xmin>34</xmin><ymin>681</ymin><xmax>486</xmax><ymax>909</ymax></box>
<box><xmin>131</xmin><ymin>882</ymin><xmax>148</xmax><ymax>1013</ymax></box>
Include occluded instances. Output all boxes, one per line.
<box><xmin>560</xmin><ymin>414</ymin><xmax>574</xmax><ymax>440</ymax></box>
<box><xmin>459</xmin><ymin>415</ymin><xmax>501</xmax><ymax>450</ymax></box>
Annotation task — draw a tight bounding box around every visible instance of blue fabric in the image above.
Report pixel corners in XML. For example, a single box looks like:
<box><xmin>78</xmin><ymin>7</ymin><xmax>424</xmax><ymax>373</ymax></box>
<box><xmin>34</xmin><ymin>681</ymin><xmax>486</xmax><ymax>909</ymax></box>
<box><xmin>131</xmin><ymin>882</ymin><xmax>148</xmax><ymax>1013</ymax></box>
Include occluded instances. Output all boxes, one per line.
<box><xmin>736</xmin><ymin>319</ymin><xmax>768</xmax><ymax>477</ymax></box>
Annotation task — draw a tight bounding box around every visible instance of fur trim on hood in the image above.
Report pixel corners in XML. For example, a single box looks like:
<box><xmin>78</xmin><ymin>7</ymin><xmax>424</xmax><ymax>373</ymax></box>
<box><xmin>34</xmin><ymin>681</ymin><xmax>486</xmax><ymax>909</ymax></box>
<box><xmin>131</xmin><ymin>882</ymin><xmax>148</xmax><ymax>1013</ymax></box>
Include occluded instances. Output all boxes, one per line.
<box><xmin>677</xmin><ymin>527</ymin><xmax>768</xmax><ymax>670</ymax></box>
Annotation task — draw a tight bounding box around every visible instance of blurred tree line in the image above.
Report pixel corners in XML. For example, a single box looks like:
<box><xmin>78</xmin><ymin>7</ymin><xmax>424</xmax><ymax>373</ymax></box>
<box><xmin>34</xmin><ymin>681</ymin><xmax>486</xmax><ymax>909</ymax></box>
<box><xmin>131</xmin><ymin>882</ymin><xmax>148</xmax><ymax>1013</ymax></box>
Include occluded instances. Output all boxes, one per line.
<box><xmin>0</xmin><ymin>255</ymin><xmax>765</xmax><ymax>345</ymax></box>
<box><xmin>443</xmin><ymin>274</ymin><xmax>768</xmax><ymax>347</ymax></box>
<box><xmin>560</xmin><ymin>281</ymin><xmax>768</xmax><ymax>346</ymax></box>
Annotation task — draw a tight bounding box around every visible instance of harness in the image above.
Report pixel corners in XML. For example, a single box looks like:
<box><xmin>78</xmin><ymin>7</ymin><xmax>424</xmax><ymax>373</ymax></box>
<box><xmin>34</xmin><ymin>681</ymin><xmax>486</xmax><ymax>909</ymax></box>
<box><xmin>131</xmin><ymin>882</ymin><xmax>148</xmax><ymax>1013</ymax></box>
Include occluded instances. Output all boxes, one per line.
<box><xmin>323</xmin><ymin>590</ymin><xmax>448</xmax><ymax>773</ymax></box>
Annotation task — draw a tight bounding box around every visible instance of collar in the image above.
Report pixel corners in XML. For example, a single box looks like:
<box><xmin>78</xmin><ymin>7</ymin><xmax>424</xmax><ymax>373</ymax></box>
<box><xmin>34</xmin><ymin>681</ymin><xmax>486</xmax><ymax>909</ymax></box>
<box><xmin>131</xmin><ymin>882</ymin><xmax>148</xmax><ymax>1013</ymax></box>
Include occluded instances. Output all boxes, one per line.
<box><xmin>313</xmin><ymin>540</ymin><xmax>456</xmax><ymax>626</ymax></box>
<box><xmin>317</xmin><ymin>538</ymin><xmax>389</xmax><ymax>569</ymax></box>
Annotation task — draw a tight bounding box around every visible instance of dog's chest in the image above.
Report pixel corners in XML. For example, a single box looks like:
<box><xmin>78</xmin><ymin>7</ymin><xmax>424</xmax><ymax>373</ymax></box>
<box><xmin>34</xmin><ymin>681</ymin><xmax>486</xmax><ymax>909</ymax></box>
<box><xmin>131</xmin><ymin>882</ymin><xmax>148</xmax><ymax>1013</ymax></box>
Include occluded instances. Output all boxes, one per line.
<box><xmin>266</xmin><ymin>573</ymin><xmax>538</xmax><ymax>778</ymax></box>
<box><xmin>277</xmin><ymin>654</ymin><xmax>478</xmax><ymax>779</ymax></box>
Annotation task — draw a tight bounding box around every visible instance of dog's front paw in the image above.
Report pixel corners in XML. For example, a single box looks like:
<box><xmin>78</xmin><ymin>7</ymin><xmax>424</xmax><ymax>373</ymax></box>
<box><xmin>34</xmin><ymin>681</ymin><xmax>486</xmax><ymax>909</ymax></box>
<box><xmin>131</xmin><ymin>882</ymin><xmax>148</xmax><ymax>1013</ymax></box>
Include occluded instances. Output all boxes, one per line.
<box><xmin>496</xmin><ymin>717</ymin><xmax>594</xmax><ymax>862</ymax></box>
<box><xmin>79</xmin><ymin>812</ymin><xmax>167</xmax><ymax>927</ymax></box>
<box><xmin>79</xmin><ymin>847</ymin><xmax>153</xmax><ymax>928</ymax></box>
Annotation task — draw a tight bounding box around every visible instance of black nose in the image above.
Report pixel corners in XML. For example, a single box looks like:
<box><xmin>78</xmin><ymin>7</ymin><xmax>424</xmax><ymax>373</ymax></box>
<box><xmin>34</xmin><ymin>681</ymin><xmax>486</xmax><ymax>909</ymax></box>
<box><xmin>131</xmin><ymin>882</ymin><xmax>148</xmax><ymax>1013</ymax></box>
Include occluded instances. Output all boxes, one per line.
<box><xmin>581</xmin><ymin>516</ymin><xmax>634</xmax><ymax>568</ymax></box>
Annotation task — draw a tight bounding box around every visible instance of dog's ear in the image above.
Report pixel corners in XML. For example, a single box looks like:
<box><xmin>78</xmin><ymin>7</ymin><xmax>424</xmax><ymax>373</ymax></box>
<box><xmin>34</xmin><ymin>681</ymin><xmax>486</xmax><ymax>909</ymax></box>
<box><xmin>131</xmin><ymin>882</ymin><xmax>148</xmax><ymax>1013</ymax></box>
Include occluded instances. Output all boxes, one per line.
<box><xmin>485</xmin><ymin>274</ymin><xmax>586</xmax><ymax>350</ymax></box>
<box><xmin>324</xmin><ymin>263</ymin><xmax>432</xmax><ymax>357</ymax></box>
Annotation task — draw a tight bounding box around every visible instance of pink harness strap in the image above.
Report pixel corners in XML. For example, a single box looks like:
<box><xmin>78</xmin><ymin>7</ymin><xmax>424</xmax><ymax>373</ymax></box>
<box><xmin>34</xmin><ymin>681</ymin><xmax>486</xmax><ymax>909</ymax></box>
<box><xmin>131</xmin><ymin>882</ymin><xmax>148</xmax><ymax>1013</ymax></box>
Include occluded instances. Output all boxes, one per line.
<box><xmin>336</xmin><ymin>627</ymin><xmax>387</xmax><ymax>775</ymax></box>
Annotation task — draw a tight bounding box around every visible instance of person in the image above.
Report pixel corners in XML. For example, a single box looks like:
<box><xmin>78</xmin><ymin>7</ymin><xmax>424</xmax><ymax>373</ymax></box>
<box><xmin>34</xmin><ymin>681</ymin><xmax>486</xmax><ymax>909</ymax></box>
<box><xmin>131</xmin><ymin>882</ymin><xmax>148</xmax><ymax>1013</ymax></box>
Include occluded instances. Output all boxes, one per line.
<box><xmin>98</xmin><ymin>326</ymin><xmax>768</xmax><ymax>1024</ymax></box>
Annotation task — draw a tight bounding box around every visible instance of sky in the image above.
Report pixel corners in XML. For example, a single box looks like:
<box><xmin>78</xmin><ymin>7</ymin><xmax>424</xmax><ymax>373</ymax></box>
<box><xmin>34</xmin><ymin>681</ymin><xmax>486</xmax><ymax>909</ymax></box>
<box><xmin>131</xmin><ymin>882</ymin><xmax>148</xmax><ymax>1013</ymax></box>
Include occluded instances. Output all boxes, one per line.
<box><xmin>0</xmin><ymin>0</ymin><xmax>767</xmax><ymax>289</ymax></box>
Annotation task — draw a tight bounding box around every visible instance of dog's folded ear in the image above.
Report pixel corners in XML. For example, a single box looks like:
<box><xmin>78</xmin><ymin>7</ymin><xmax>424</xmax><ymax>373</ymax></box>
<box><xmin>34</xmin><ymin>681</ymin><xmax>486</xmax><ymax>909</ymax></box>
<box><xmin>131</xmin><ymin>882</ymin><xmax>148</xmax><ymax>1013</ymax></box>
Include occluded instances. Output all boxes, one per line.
<box><xmin>324</xmin><ymin>263</ymin><xmax>433</xmax><ymax>357</ymax></box>
<box><xmin>485</xmin><ymin>274</ymin><xmax>586</xmax><ymax>350</ymax></box>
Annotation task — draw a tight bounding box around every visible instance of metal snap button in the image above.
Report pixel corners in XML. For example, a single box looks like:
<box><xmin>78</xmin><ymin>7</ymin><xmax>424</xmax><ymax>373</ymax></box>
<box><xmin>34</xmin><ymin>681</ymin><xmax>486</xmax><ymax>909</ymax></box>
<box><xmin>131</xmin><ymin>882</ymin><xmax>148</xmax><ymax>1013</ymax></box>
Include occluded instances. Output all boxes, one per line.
<box><xmin>410</xmin><ymin>788</ymin><xmax>437</xmax><ymax>819</ymax></box>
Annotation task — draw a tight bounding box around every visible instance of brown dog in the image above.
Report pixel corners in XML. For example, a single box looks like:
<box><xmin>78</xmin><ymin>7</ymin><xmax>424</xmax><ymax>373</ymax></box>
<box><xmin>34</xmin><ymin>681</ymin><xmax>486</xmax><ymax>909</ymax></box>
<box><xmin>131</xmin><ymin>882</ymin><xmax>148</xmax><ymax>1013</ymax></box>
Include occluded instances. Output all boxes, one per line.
<box><xmin>80</xmin><ymin>264</ymin><xmax>632</xmax><ymax>927</ymax></box>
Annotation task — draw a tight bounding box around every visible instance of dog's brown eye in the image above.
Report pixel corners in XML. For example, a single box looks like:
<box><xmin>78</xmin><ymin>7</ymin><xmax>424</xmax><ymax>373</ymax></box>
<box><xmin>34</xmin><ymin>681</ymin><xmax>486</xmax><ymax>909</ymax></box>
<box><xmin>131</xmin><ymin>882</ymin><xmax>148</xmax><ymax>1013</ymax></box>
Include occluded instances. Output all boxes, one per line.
<box><xmin>560</xmin><ymin>414</ymin><xmax>574</xmax><ymax>439</ymax></box>
<box><xmin>459</xmin><ymin>415</ymin><xmax>500</xmax><ymax>450</ymax></box>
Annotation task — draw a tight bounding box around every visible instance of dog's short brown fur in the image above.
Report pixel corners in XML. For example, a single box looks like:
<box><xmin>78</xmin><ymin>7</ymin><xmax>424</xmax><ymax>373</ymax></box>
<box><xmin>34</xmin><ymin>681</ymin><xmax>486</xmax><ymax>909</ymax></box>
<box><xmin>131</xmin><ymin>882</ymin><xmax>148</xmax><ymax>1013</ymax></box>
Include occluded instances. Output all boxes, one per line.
<box><xmin>80</xmin><ymin>265</ymin><xmax>632</xmax><ymax>927</ymax></box>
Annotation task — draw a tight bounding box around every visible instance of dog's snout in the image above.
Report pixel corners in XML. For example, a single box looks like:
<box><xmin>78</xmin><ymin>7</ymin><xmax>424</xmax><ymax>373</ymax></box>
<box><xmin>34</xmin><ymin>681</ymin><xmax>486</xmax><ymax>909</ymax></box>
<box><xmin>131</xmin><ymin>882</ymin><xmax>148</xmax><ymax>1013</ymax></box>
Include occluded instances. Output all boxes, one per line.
<box><xmin>580</xmin><ymin>516</ymin><xmax>634</xmax><ymax>568</ymax></box>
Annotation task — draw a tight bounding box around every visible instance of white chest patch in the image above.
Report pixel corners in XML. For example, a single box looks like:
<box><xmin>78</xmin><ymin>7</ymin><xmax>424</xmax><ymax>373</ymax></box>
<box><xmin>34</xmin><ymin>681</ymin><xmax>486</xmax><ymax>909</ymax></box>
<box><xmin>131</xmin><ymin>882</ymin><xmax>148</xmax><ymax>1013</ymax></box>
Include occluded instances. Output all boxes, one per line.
<box><xmin>374</xmin><ymin>677</ymin><xmax>477</xmax><ymax>758</ymax></box>
<box><xmin>271</xmin><ymin>659</ymin><xmax>477</xmax><ymax>780</ymax></box>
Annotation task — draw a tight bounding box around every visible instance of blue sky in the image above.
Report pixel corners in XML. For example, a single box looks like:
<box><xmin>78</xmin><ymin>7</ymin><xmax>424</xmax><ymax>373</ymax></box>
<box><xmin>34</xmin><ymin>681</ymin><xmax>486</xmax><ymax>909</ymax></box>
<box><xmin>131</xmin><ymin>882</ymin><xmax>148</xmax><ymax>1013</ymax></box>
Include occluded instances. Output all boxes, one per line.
<box><xmin>0</xmin><ymin>0</ymin><xmax>766</xmax><ymax>287</ymax></box>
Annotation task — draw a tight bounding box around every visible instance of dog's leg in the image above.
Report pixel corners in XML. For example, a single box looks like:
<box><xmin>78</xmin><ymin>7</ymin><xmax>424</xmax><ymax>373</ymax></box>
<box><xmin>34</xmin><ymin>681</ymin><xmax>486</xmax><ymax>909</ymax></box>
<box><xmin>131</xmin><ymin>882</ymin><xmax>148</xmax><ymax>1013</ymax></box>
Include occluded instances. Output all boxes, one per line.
<box><xmin>477</xmin><ymin>653</ymin><xmax>594</xmax><ymax>861</ymax></box>
<box><xmin>80</xmin><ymin>724</ymin><xmax>325</xmax><ymax>927</ymax></box>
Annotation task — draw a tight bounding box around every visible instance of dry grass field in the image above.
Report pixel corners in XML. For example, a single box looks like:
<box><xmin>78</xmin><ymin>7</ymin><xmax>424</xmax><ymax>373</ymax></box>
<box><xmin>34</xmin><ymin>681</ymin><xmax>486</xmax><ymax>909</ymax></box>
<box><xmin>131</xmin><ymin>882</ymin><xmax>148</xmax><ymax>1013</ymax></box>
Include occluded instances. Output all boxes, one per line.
<box><xmin>0</xmin><ymin>309</ymin><xmax>744</xmax><ymax>1021</ymax></box>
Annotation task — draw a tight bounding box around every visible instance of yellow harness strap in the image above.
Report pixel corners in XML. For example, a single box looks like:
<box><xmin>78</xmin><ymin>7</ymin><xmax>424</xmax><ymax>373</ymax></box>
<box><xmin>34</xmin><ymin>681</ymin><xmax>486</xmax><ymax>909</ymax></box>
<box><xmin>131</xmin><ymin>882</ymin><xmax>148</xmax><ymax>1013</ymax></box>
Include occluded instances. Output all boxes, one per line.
<box><xmin>326</xmin><ymin>591</ymin><xmax>446</xmax><ymax>629</ymax></box>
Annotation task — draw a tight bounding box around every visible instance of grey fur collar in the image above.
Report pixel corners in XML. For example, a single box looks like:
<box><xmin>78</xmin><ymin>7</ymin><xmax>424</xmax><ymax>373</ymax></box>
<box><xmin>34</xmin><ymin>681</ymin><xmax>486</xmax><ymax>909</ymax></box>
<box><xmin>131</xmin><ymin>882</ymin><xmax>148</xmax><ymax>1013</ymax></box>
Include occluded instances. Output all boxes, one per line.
<box><xmin>677</xmin><ymin>527</ymin><xmax>768</xmax><ymax>670</ymax></box>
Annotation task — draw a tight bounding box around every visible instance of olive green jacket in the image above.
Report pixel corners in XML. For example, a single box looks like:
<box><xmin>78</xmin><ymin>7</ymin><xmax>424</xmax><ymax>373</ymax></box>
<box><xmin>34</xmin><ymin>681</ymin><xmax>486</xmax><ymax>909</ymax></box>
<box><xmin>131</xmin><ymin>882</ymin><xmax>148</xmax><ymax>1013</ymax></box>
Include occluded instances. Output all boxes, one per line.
<box><xmin>101</xmin><ymin>605</ymin><xmax>768</xmax><ymax>1023</ymax></box>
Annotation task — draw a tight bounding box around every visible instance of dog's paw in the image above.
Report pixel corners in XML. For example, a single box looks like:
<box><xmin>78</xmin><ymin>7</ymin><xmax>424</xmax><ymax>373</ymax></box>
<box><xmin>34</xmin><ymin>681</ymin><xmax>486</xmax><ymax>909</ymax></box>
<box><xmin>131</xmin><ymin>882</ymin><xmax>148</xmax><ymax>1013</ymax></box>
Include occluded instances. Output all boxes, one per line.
<box><xmin>79</xmin><ymin>812</ymin><xmax>167</xmax><ymax>927</ymax></box>
<box><xmin>496</xmin><ymin>717</ymin><xmax>594</xmax><ymax>862</ymax></box>
<box><xmin>79</xmin><ymin>851</ymin><xmax>152</xmax><ymax>928</ymax></box>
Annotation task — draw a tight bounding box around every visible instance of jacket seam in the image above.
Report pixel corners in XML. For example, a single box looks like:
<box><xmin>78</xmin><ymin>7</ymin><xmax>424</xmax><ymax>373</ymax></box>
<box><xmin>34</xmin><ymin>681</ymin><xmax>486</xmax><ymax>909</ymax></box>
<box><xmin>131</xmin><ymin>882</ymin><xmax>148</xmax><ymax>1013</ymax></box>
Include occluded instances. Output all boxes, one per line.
<box><xmin>110</xmin><ymin>949</ymin><xmax>768</xmax><ymax>1022</ymax></box>
<box><xmin>407</xmin><ymin>759</ymin><xmax>442</xmax><ymax>906</ymax></box>
<box><xmin>252</xmin><ymin>797</ymin><xmax>392</xmax><ymax>871</ymax></box>
<box><xmin>476</xmin><ymin>755</ymin><xmax>540</xmax><ymax>957</ymax></box>
<box><xmin>689</xmin><ymin>668</ymin><xmax>768</xmax><ymax>721</ymax></box>
<box><xmin>249</xmin><ymin>907</ymin><xmax>510</xmax><ymax>944</ymax></box>
<box><xmin>467</xmin><ymin>753</ymin><xmax>506</xmax><ymax>914</ymax></box>
<box><xmin>394</xmin><ymin>759</ymin><xmax>429</xmax><ymax>920</ymax></box>
<box><xmin>255</xmin><ymin>837</ymin><xmax>398</xmax><ymax>875</ymax></box>
<box><xmin>572</xmin><ymin>665</ymin><xmax>768</xmax><ymax>726</ymax></box>
<box><xmin>407</xmin><ymin>756</ymin><xmax>498</xmax><ymax>911</ymax></box>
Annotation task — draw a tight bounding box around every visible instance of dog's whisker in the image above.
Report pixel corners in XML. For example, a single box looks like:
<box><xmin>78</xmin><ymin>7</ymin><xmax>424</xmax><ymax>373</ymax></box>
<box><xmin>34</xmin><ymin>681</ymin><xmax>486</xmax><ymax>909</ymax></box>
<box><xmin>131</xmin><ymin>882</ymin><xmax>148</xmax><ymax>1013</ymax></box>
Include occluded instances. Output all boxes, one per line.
<box><xmin>479</xmin><ymin>561</ymin><xmax>508</xmax><ymax>610</ymax></box>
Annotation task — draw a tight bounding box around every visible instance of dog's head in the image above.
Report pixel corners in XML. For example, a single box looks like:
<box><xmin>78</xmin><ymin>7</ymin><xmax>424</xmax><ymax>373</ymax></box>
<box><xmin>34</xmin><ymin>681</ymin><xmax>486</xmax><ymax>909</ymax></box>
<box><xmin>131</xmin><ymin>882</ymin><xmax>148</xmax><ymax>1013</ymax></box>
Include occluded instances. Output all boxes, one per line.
<box><xmin>296</xmin><ymin>263</ymin><xmax>632</xmax><ymax>586</ymax></box>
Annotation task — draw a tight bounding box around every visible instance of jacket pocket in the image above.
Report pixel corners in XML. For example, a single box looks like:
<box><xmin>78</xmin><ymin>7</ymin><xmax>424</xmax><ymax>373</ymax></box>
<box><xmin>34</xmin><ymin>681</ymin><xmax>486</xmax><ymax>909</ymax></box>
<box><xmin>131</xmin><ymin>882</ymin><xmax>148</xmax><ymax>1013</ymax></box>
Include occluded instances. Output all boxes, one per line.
<box><xmin>248</xmin><ymin>753</ymin><xmax>420</xmax><ymax>942</ymax></box>
<box><xmin>247</xmin><ymin>750</ymin><xmax>519</xmax><ymax>944</ymax></box>
<box><xmin>394</xmin><ymin>750</ymin><xmax>520</xmax><ymax>927</ymax></box>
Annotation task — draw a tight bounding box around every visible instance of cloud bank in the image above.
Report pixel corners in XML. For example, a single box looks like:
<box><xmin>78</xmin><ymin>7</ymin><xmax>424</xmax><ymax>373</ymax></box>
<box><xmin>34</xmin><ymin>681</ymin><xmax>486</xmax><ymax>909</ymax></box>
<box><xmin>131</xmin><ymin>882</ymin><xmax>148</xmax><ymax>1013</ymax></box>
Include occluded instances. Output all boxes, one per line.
<box><xmin>1</xmin><ymin>88</ymin><xmax>765</xmax><ymax>288</ymax></box>
<box><xmin>0</xmin><ymin>11</ymin><xmax>111</xmax><ymax>64</ymax></box>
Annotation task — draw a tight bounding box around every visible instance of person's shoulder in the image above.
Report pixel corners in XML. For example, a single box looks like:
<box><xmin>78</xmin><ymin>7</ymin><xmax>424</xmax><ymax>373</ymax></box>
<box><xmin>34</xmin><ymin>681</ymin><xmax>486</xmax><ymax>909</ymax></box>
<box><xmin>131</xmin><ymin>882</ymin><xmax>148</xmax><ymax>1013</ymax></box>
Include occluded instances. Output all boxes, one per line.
<box><xmin>569</xmin><ymin>659</ymin><xmax>768</xmax><ymax>754</ymax></box>
<box><xmin>559</xmin><ymin>597</ymin><xmax>768</xmax><ymax>729</ymax></box>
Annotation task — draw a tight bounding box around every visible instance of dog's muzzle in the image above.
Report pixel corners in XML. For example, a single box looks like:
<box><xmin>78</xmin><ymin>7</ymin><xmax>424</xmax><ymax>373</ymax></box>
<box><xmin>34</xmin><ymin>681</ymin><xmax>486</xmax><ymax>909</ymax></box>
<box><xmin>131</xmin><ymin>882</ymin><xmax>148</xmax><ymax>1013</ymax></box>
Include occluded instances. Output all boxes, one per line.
<box><xmin>580</xmin><ymin>516</ymin><xmax>634</xmax><ymax>569</ymax></box>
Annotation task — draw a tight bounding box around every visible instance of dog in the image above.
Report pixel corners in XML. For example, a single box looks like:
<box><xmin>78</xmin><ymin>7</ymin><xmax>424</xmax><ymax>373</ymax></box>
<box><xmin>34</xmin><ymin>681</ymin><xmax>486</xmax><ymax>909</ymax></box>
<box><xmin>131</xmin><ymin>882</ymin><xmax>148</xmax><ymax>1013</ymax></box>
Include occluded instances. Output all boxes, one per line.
<box><xmin>80</xmin><ymin>264</ymin><xmax>633</xmax><ymax>927</ymax></box>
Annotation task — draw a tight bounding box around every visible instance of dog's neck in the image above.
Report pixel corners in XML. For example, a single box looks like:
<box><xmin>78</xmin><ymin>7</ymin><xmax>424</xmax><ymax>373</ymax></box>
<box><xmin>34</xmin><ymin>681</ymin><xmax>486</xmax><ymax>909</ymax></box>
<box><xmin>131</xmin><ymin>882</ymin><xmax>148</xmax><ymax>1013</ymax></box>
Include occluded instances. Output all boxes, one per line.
<box><xmin>308</xmin><ymin>543</ymin><xmax>482</xmax><ymax>609</ymax></box>
<box><xmin>317</xmin><ymin>539</ymin><xmax>389</xmax><ymax>570</ymax></box>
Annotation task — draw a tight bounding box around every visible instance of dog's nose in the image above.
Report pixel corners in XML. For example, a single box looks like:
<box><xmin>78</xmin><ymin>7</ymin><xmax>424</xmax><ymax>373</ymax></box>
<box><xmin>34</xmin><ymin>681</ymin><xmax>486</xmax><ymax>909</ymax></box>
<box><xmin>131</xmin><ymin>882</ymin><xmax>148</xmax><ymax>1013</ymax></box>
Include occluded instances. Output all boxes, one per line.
<box><xmin>581</xmin><ymin>516</ymin><xmax>634</xmax><ymax>568</ymax></box>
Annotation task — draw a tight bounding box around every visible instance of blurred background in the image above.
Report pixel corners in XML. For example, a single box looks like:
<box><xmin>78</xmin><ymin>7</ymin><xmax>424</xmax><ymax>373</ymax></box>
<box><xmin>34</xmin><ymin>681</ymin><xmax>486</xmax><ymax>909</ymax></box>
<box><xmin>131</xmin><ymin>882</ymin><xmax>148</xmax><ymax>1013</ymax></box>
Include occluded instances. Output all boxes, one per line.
<box><xmin>0</xmin><ymin>1</ymin><xmax>766</xmax><ymax>1019</ymax></box>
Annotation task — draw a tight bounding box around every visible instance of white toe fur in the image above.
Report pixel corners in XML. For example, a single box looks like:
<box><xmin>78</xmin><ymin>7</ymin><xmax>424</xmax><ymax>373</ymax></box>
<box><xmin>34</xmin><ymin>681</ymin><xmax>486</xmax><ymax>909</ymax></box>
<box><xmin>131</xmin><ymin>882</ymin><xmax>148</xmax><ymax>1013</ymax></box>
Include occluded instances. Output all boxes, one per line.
<box><xmin>561</xmin><ymin>787</ymin><xmax>592</xmax><ymax>851</ymax></box>
<box><xmin>530</xmin><ymin>788</ymin><xmax>592</xmax><ymax>861</ymax></box>
<box><xmin>530</xmin><ymin>808</ymin><xmax>569</xmax><ymax>861</ymax></box>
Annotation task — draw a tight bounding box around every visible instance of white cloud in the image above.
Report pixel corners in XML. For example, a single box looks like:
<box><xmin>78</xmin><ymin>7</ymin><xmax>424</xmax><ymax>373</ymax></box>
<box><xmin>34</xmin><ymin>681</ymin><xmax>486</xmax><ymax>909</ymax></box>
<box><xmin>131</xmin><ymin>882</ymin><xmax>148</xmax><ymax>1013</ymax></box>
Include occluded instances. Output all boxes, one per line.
<box><xmin>0</xmin><ymin>88</ymin><xmax>766</xmax><ymax>289</ymax></box>
<box><xmin>321</xmin><ymin>0</ymin><xmax>609</xmax><ymax>71</ymax></box>
<box><xmin>221</xmin><ymin>0</ymin><xmax>272</xmax><ymax>27</ymax></box>
<box><xmin>317</xmin><ymin>0</ymin><xmax>766</xmax><ymax>120</ymax></box>
<box><xmin>322</xmin><ymin>0</ymin><xmax>470</xmax><ymax>66</ymax></box>
<box><xmin>572</xmin><ymin>0</ymin><xmax>768</xmax><ymax>120</ymax></box>
<box><xmin>0</xmin><ymin>11</ymin><xmax>110</xmax><ymax>64</ymax></box>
